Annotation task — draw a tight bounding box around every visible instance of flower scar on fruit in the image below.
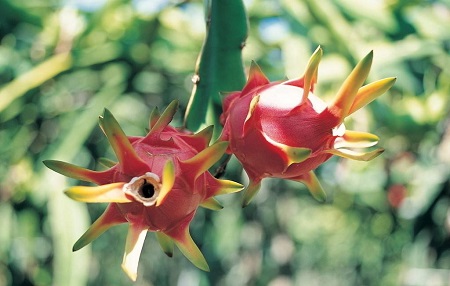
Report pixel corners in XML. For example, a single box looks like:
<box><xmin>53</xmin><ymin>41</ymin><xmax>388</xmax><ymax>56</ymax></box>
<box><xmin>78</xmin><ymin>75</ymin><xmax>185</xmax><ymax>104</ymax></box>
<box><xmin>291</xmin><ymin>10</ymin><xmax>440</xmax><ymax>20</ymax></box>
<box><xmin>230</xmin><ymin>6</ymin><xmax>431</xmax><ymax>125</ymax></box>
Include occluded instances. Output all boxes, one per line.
<box><xmin>44</xmin><ymin>101</ymin><xmax>243</xmax><ymax>281</ymax></box>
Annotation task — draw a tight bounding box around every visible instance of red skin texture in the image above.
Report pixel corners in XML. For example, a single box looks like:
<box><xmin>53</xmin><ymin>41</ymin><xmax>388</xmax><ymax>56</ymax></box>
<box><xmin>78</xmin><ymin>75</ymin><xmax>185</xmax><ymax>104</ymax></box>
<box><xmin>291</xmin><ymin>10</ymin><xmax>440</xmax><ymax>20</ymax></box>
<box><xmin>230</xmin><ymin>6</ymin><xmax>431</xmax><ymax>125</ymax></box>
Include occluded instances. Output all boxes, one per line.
<box><xmin>221</xmin><ymin>76</ymin><xmax>341</xmax><ymax>184</ymax></box>
<box><xmin>91</xmin><ymin>125</ymin><xmax>218</xmax><ymax>234</ymax></box>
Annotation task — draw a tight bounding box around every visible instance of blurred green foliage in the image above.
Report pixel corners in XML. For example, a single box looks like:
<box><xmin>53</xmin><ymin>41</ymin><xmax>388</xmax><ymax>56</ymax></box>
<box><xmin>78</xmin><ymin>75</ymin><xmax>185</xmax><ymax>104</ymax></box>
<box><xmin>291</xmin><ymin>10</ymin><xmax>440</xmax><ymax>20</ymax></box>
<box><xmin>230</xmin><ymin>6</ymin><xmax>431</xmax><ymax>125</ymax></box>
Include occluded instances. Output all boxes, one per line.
<box><xmin>0</xmin><ymin>0</ymin><xmax>449</xmax><ymax>285</ymax></box>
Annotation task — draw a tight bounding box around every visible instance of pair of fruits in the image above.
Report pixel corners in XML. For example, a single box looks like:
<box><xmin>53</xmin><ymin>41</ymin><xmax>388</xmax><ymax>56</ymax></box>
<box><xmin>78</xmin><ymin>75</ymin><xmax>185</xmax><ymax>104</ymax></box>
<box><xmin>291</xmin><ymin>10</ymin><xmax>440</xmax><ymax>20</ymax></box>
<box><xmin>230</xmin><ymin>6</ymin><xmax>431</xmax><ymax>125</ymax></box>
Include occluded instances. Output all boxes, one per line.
<box><xmin>45</xmin><ymin>47</ymin><xmax>395</xmax><ymax>280</ymax></box>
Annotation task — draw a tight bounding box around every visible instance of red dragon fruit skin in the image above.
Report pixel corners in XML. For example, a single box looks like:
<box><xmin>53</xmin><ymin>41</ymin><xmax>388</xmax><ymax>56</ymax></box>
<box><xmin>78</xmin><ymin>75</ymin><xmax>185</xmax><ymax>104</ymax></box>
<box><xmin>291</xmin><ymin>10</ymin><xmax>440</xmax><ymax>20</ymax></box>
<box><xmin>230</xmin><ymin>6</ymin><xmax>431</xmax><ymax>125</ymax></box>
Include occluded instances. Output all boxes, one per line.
<box><xmin>44</xmin><ymin>101</ymin><xmax>243</xmax><ymax>281</ymax></box>
<box><xmin>220</xmin><ymin>47</ymin><xmax>396</xmax><ymax>206</ymax></box>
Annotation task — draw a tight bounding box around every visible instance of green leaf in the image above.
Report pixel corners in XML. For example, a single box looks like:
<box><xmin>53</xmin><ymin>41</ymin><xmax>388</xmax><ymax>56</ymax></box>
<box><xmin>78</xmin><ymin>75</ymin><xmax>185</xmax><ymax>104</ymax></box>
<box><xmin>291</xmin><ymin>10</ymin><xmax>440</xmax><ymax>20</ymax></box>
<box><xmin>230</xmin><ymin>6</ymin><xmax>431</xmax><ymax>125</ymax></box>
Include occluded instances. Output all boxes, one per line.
<box><xmin>184</xmin><ymin>0</ymin><xmax>248</xmax><ymax>139</ymax></box>
<box><xmin>0</xmin><ymin>53</ymin><xmax>72</xmax><ymax>113</ymax></box>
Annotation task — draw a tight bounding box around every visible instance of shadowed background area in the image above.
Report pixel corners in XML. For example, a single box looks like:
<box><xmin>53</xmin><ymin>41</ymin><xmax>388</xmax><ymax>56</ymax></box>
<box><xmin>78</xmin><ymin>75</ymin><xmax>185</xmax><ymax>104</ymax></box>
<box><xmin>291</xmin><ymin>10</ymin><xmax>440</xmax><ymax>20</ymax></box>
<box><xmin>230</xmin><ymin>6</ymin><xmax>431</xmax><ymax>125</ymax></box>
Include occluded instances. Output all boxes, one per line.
<box><xmin>0</xmin><ymin>0</ymin><xmax>449</xmax><ymax>285</ymax></box>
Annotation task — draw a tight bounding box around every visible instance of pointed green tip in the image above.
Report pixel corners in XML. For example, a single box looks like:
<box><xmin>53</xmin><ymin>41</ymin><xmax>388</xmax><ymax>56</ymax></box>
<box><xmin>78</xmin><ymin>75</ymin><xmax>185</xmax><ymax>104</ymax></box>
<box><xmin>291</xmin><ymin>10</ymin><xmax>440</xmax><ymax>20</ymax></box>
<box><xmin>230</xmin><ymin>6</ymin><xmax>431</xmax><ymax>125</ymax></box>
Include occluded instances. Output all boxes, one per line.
<box><xmin>349</xmin><ymin>77</ymin><xmax>397</xmax><ymax>116</ymax></box>
<box><xmin>72</xmin><ymin>240</ymin><xmax>84</xmax><ymax>252</ymax></box>
<box><xmin>43</xmin><ymin>160</ymin><xmax>103</xmax><ymax>184</ymax></box>
<box><xmin>173</xmin><ymin>231</ymin><xmax>210</xmax><ymax>272</ymax></box>
<box><xmin>156</xmin><ymin>232</ymin><xmax>174</xmax><ymax>258</ymax></box>
<box><xmin>194</xmin><ymin>257</ymin><xmax>210</xmax><ymax>272</ymax></box>
<box><xmin>215</xmin><ymin>179</ymin><xmax>244</xmax><ymax>195</ymax></box>
<box><xmin>359</xmin><ymin>51</ymin><xmax>374</xmax><ymax>69</ymax></box>
<box><xmin>211</xmin><ymin>141</ymin><xmax>229</xmax><ymax>158</ymax></box>
<box><xmin>200</xmin><ymin>197</ymin><xmax>224</xmax><ymax>210</ymax></box>
<box><xmin>72</xmin><ymin>221</ymin><xmax>106</xmax><ymax>252</ymax></box>
<box><xmin>315</xmin><ymin>45</ymin><xmax>323</xmax><ymax>53</ymax></box>
<box><xmin>101</xmin><ymin>108</ymin><xmax>115</xmax><ymax>126</ymax></box>
<box><xmin>304</xmin><ymin>46</ymin><xmax>323</xmax><ymax>74</ymax></box>
<box><xmin>166</xmin><ymin>100</ymin><xmax>179</xmax><ymax>113</ymax></box>
<box><xmin>249</xmin><ymin>60</ymin><xmax>260</xmax><ymax>71</ymax></box>
<box><xmin>193</xmin><ymin>125</ymin><xmax>214</xmax><ymax>145</ymax></box>
<box><xmin>355</xmin><ymin>50</ymin><xmax>374</xmax><ymax>82</ymax></box>
<box><xmin>42</xmin><ymin>160</ymin><xmax>64</xmax><ymax>173</ymax></box>
<box><xmin>299</xmin><ymin>171</ymin><xmax>327</xmax><ymax>203</ymax></box>
<box><xmin>148</xmin><ymin>100</ymin><xmax>179</xmax><ymax>135</ymax></box>
<box><xmin>357</xmin><ymin>50</ymin><xmax>374</xmax><ymax>70</ymax></box>
<box><xmin>149</xmin><ymin>106</ymin><xmax>160</xmax><ymax>129</ymax></box>
<box><xmin>101</xmin><ymin>108</ymin><xmax>124</xmax><ymax>139</ymax></box>
<box><xmin>242</xmin><ymin>181</ymin><xmax>262</xmax><ymax>208</ymax></box>
<box><xmin>331</xmin><ymin>50</ymin><xmax>374</xmax><ymax>121</ymax></box>
<box><xmin>311</xmin><ymin>189</ymin><xmax>327</xmax><ymax>203</ymax></box>
<box><xmin>367</xmin><ymin>148</ymin><xmax>385</xmax><ymax>160</ymax></box>
<box><xmin>99</xmin><ymin>108</ymin><xmax>148</xmax><ymax>174</ymax></box>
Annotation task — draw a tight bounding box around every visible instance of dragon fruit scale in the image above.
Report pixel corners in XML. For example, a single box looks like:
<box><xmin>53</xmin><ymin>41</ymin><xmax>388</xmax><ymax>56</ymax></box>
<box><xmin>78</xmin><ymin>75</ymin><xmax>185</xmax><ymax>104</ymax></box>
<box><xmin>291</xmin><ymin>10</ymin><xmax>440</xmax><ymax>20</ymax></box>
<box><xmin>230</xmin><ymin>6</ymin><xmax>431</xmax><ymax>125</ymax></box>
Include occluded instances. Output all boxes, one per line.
<box><xmin>44</xmin><ymin>101</ymin><xmax>243</xmax><ymax>281</ymax></box>
<box><xmin>220</xmin><ymin>47</ymin><xmax>396</xmax><ymax>206</ymax></box>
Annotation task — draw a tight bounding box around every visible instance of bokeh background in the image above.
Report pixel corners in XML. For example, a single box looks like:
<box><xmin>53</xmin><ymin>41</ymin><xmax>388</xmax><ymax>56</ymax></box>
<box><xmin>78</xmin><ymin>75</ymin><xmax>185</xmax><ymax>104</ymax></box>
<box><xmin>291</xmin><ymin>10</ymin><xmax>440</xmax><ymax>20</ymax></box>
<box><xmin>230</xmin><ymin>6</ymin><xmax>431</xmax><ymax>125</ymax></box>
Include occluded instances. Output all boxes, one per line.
<box><xmin>1</xmin><ymin>0</ymin><xmax>449</xmax><ymax>285</ymax></box>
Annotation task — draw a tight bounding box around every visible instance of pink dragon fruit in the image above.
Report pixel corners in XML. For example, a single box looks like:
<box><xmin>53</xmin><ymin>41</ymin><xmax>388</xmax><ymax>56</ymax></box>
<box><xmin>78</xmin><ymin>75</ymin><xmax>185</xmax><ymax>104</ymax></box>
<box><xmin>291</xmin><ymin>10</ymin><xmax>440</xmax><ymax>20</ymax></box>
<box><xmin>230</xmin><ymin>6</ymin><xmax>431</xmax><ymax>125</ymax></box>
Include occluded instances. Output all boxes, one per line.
<box><xmin>44</xmin><ymin>101</ymin><xmax>243</xmax><ymax>281</ymax></box>
<box><xmin>220</xmin><ymin>47</ymin><xmax>396</xmax><ymax>206</ymax></box>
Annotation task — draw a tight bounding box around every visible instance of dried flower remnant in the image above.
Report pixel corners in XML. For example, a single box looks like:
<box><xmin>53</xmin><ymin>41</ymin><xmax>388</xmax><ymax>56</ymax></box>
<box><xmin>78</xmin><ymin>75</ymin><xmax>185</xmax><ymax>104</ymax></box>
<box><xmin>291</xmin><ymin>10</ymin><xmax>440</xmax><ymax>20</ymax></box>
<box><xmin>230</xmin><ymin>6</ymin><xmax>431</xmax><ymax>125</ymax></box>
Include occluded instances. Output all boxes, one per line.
<box><xmin>44</xmin><ymin>101</ymin><xmax>243</xmax><ymax>281</ymax></box>
<box><xmin>220</xmin><ymin>47</ymin><xmax>396</xmax><ymax>206</ymax></box>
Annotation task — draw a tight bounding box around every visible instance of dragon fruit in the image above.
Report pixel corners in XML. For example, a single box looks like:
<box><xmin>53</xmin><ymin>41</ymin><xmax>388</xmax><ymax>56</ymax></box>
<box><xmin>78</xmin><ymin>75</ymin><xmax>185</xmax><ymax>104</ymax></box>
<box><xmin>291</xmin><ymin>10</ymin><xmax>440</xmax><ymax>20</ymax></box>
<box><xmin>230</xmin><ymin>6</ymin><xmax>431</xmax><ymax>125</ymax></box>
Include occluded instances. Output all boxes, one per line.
<box><xmin>44</xmin><ymin>101</ymin><xmax>243</xmax><ymax>281</ymax></box>
<box><xmin>220</xmin><ymin>47</ymin><xmax>396</xmax><ymax>206</ymax></box>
